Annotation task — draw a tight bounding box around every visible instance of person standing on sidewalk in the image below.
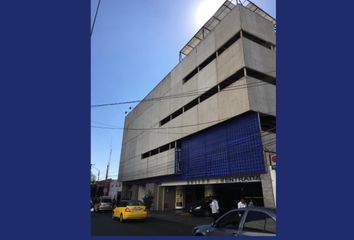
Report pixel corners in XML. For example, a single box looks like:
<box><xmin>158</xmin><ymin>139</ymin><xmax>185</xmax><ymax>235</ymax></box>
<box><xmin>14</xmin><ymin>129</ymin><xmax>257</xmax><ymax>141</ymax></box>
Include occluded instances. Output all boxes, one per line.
<box><xmin>209</xmin><ymin>197</ymin><xmax>220</xmax><ymax>221</ymax></box>
<box><xmin>237</xmin><ymin>198</ymin><xmax>247</xmax><ymax>209</ymax></box>
<box><xmin>248</xmin><ymin>198</ymin><xmax>256</xmax><ymax>207</ymax></box>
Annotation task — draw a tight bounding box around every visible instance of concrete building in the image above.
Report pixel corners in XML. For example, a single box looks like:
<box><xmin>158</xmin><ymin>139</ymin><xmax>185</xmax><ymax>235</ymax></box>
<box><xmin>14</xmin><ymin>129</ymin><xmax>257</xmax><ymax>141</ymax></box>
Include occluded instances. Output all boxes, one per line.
<box><xmin>118</xmin><ymin>0</ymin><xmax>276</xmax><ymax>211</ymax></box>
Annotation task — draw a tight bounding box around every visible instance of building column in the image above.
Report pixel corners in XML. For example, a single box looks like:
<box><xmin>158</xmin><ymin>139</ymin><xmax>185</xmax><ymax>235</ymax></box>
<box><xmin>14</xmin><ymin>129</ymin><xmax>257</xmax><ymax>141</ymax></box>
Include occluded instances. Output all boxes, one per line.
<box><xmin>260</xmin><ymin>173</ymin><xmax>275</xmax><ymax>207</ymax></box>
<box><xmin>130</xmin><ymin>184</ymin><xmax>139</xmax><ymax>201</ymax></box>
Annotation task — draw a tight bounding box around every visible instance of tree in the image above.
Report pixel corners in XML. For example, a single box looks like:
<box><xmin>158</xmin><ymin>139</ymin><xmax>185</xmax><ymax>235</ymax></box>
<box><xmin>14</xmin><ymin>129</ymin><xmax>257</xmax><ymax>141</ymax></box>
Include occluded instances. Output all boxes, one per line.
<box><xmin>91</xmin><ymin>172</ymin><xmax>97</xmax><ymax>182</ymax></box>
<box><xmin>143</xmin><ymin>190</ymin><xmax>154</xmax><ymax>210</ymax></box>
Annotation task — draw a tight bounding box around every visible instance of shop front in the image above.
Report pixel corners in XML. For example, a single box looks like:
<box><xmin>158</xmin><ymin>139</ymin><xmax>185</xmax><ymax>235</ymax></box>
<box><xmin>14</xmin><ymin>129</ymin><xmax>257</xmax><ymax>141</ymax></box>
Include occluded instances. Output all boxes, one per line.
<box><xmin>161</xmin><ymin>175</ymin><xmax>264</xmax><ymax>210</ymax></box>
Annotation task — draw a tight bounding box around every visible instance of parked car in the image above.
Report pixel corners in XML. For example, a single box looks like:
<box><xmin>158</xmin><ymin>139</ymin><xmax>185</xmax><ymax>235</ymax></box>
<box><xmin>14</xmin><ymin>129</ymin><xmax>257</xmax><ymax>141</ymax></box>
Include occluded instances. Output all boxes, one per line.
<box><xmin>112</xmin><ymin>200</ymin><xmax>148</xmax><ymax>222</ymax></box>
<box><xmin>192</xmin><ymin>207</ymin><xmax>276</xmax><ymax>236</ymax></box>
<box><xmin>189</xmin><ymin>197</ymin><xmax>213</xmax><ymax>217</ymax></box>
<box><xmin>189</xmin><ymin>196</ymin><xmax>236</xmax><ymax>217</ymax></box>
<box><xmin>94</xmin><ymin>196</ymin><xmax>113</xmax><ymax>212</ymax></box>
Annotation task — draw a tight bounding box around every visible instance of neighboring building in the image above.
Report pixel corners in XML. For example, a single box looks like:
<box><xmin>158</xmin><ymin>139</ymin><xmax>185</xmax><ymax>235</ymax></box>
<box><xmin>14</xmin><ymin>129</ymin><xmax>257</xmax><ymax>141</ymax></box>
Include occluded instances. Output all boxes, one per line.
<box><xmin>108</xmin><ymin>179</ymin><xmax>123</xmax><ymax>200</ymax></box>
<box><xmin>118</xmin><ymin>0</ymin><xmax>276</xmax><ymax>211</ymax></box>
<box><xmin>96</xmin><ymin>179</ymin><xmax>111</xmax><ymax>197</ymax></box>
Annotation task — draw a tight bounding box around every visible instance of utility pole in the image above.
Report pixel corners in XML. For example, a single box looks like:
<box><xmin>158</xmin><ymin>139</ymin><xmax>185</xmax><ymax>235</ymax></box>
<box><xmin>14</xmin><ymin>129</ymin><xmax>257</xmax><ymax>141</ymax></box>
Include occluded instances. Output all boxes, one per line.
<box><xmin>104</xmin><ymin>140</ymin><xmax>112</xmax><ymax>196</ymax></box>
<box><xmin>105</xmin><ymin>144</ymin><xmax>112</xmax><ymax>180</ymax></box>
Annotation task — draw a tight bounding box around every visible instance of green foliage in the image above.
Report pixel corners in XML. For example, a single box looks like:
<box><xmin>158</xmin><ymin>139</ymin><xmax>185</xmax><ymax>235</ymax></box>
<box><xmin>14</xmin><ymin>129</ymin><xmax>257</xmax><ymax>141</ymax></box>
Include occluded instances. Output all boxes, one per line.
<box><xmin>90</xmin><ymin>182</ymin><xmax>103</xmax><ymax>199</ymax></box>
<box><xmin>143</xmin><ymin>190</ymin><xmax>154</xmax><ymax>210</ymax></box>
<box><xmin>91</xmin><ymin>172</ymin><xmax>97</xmax><ymax>183</ymax></box>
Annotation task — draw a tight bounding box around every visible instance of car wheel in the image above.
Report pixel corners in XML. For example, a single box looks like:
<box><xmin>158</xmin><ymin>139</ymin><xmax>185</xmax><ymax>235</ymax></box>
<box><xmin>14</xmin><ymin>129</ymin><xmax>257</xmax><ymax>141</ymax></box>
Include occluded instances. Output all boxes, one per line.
<box><xmin>119</xmin><ymin>214</ymin><xmax>124</xmax><ymax>223</ymax></box>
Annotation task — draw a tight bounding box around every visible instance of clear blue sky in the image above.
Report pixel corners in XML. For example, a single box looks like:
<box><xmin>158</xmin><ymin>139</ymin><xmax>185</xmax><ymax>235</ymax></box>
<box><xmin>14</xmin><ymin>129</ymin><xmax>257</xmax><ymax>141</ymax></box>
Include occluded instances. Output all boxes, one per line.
<box><xmin>91</xmin><ymin>0</ymin><xmax>276</xmax><ymax>180</ymax></box>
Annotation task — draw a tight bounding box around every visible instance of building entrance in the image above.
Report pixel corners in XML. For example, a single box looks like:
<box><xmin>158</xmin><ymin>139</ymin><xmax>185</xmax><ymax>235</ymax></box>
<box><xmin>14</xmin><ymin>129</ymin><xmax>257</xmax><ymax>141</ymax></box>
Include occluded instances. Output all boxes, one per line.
<box><xmin>181</xmin><ymin>181</ymin><xmax>263</xmax><ymax>212</ymax></box>
<box><xmin>185</xmin><ymin>185</ymin><xmax>204</xmax><ymax>209</ymax></box>
<box><xmin>213</xmin><ymin>182</ymin><xmax>264</xmax><ymax>212</ymax></box>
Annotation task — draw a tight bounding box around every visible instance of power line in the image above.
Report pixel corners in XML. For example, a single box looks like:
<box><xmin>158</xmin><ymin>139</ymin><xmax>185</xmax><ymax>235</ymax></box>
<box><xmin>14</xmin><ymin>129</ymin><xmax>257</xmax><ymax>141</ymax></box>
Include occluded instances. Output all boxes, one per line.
<box><xmin>93</xmin><ymin>111</ymin><xmax>275</xmax><ymax>148</ymax></box>
<box><xmin>91</xmin><ymin>120</ymin><xmax>118</xmax><ymax>128</ymax></box>
<box><xmin>118</xmin><ymin>128</ymin><xmax>276</xmax><ymax>167</ymax></box>
<box><xmin>92</xmin><ymin>111</ymin><xmax>275</xmax><ymax>132</ymax></box>
<box><xmin>91</xmin><ymin>72</ymin><xmax>276</xmax><ymax>108</ymax></box>
<box><xmin>118</xmin><ymin>133</ymin><xmax>276</xmax><ymax>179</ymax></box>
<box><xmin>91</xmin><ymin>81</ymin><xmax>267</xmax><ymax>108</ymax></box>
<box><xmin>92</xmin><ymin>117</ymin><xmax>235</xmax><ymax>131</ymax></box>
<box><xmin>91</xmin><ymin>0</ymin><xmax>102</xmax><ymax>37</ymax></box>
<box><xmin>118</xmin><ymin>137</ymin><xmax>276</xmax><ymax>180</ymax></box>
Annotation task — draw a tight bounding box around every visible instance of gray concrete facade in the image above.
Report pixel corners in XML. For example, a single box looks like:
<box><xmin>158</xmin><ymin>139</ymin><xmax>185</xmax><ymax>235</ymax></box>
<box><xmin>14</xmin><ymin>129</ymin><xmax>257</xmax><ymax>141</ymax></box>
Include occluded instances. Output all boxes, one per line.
<box><xmin>118</xmin><ymin>3</ymin><xmax>276</xmax><ymax>210</ymax></box>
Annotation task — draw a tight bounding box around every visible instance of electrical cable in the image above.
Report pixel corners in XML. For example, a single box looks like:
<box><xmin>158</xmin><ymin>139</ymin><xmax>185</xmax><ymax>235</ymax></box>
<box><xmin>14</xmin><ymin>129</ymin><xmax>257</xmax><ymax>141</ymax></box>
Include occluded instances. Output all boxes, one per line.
<box><xmin>91</xmin><ymin>0</ymin><xmax>102</xmax><ymax>37</ymax></box>
<box><xmin>91</xmin><ymin>72</ymin><xmax>275</xmax><ymax>108</ymax></box>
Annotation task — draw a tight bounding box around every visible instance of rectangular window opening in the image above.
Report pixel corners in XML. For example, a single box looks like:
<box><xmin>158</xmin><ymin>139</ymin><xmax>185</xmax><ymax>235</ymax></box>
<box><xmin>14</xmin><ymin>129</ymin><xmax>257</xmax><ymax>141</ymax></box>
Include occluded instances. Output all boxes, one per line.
<box><xmin>183</xmin><ymin>68</ymin><xmax>198</xmax><ymax>84</ymax></box>
<box><xmin>199</xmin><ymin>53</ymin><xmax>216</xmax><ymax>71</ymax></box>
<box><xmin>183</xmin><ymin>97</ymin><xmax>199</xmax><ymax>112</ymax></box>
<box><xmin>141</xmin><ymin>152</ymin><xmax>150</xmax><ymax>159</ymax></box>
<box><xmin>160</xmin><ymin>115</ymin><xmax>171</xmax><ymax>126</ymax></box>
<box><xmin>199</xmin><ymin>85</ymin><xmax>219</xmax><ymax>103</ymax></box>
<box><xmin>217</xmin><ymin>31</ymin><xmax>241</xmax><ymax>56</ymax></box>
<box><xmin>159</xmin><ymin>143</ymin><xmax>170</xmax><ymax>153</ymax></box>
<box><xmin>150</xmin><ymin>148</ymin><xmax>159</xmax><ymax>156</ymax></box>
<box><xmin>246</xmin><ymin>68</ymin><xmax>276</xmax><ymax>85</ymax></box>
<box><xmin>171</xmin><ymin>108</ymin><xmax>183</xmax><ymax>120</ymax></box>
<box><xmin>219</xmin><ymin>68</ymin><xmax>245</xmax><ymax>90</ymax></box>
<box><xmin>242</xmin><ymin>30</ymin><xmax>274</xmax><ymax>50</ymax></box>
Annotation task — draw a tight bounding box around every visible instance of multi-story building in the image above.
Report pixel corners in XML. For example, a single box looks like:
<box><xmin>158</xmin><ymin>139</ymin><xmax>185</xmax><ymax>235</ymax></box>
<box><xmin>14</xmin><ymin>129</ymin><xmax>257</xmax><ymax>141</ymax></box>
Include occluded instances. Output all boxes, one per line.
<box><xmin>118</xmin><ymin>0</ymin><xmax>276</xmax><ymax>211</ymax></box>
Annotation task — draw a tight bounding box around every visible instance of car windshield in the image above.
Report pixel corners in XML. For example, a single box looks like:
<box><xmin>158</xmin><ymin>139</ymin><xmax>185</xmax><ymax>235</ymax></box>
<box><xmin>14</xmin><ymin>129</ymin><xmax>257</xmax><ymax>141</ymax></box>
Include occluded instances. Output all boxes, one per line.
<box><xmin>101</xmin><ymin>198</ymin><xmax>112</xmax><ymax>203</ymax></box>
<box><xmin>127</xmin><ymin>201</ymin><xmax>144</xmax><ymax>206</ymax></box>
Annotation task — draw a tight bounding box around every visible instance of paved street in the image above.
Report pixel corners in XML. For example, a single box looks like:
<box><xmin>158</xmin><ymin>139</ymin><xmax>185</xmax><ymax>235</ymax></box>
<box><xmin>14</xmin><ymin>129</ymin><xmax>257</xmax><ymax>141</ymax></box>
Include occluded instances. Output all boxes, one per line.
<box><xmin>91</xmin><ymin>210</ymin><xmax>213</xmax><ymax>236</ymax></box>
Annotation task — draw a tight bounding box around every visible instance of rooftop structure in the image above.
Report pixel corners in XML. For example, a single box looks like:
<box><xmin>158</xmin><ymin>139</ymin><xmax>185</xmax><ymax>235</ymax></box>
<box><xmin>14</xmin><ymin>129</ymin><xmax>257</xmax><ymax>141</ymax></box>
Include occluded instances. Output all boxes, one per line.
<box><xmin>179</xmin><ymin>0</ymin><xmax>275</xmax><ymax>61</ymax></box>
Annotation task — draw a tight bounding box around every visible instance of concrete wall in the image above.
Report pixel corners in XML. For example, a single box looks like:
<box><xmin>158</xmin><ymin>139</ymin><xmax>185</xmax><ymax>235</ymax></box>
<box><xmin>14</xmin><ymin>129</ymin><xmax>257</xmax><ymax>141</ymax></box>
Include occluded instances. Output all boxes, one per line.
<box><xmin>260</xmin><ymin>173</ymin><xmax>275</xmax><ymax>207</ymax></box>
<box><xmin>214</xmin><ymin>5</ymin><xmax>241</xmax><ymax>50</ymax></box>
<box><xmin>240</xmin><ymin>6</ymin><xmax>275</xmax><ymax>45</ymax></box>
<box><xmin>118</xmin><ymin>5</ymin><xmax>276</xmax><ymax>183</ymax></box>
<box><xmin>262</xmin><ymin>132</ymin><xmax>276</xmax><ymax>153</ymax></box>
<box><xmin>243</xmin><ymin>38</ymin><xmax>275</xmax><ymax>77</ymax></box>
<box><xmin>247</xmin><ymin>76</ymin><xmax>276</xmax><ymax>116</ymax></box>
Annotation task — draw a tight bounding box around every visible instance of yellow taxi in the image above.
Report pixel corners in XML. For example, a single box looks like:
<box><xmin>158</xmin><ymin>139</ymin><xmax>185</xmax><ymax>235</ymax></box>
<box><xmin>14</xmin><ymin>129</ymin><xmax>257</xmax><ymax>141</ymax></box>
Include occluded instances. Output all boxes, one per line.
<box><xmin>112</xmin><ymin>200</ymin><xmax>148</xmax><ymax>222</ymax></box>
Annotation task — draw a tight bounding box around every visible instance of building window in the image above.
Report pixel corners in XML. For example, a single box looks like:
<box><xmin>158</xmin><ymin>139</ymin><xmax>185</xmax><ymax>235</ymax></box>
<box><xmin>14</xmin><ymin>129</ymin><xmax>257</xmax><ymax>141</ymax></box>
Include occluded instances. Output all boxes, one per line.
<box><xmin>217</xmin><ymin>31</ymin><xmax>241</xmax><ymax>56</ymax></box>
<box><xmin>242</xmin><ymin>30</ymin><xmax>274</xmax><ymax>50</ymax></box>
<box><xmin>183</xmin><ymin>68</ymin><xmax>198</xmax><ymax>83</ymax></box>
<box><xmin>199</xmin><ymin>52</ymin><xmax>216</xmax><ymax>71</ymax></box>
<box><xmin>246</xmin><ymin>67</ymin><xmax>276</xmax><ymax>85</ymax></box>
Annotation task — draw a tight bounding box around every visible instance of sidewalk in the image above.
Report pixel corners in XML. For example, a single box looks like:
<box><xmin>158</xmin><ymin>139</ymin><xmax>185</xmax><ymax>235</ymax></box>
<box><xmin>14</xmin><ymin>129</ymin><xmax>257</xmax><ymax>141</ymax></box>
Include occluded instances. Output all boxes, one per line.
<box><xmin>148</xmin><ymin>210</ymin><xmax>213</xmax><ymax>227</ymax></box>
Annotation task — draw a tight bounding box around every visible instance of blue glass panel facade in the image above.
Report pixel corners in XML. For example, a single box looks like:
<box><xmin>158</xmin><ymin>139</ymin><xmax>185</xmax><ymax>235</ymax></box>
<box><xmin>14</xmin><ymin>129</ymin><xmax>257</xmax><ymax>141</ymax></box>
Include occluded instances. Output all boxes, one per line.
<box><xmin>179</xmin><ymin>111</ymin><xmax>265</xmax><ymax>180</ymax></box>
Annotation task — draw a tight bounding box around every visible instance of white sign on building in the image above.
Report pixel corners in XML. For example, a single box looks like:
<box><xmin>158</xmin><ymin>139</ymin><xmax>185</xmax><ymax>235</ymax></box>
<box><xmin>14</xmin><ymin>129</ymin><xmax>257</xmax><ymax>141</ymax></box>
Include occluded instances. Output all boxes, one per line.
<box><xmin>108</xmin><ymin>180</ymin><xmax>122</xmax><ymax>200</ymax></box>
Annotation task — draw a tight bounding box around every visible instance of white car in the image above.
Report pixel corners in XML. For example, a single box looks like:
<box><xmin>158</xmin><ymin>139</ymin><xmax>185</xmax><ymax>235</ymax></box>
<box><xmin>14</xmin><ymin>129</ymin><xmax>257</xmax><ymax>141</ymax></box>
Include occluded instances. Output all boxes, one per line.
<box><xmin>193</xmin><ymin>207</ymin><xmax>276</xmax><ymax>236</ymax></box>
